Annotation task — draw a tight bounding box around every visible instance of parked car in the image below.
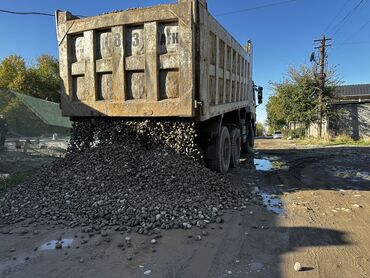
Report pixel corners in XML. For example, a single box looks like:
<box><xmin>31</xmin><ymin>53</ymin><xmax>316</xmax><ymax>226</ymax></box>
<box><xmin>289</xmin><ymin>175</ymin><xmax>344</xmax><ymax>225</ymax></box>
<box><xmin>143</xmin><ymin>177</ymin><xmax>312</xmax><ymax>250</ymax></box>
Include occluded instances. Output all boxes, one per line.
<box><xmin>273</xmin><ymin>131</ymin><xmax>283</xmax><ymax>139</ymax></box>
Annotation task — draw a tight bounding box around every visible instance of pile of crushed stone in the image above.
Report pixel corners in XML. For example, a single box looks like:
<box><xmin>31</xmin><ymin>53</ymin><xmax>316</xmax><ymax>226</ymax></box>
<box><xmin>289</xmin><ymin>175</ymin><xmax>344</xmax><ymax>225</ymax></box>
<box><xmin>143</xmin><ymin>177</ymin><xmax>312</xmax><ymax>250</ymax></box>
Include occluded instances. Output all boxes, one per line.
<box><xmin>0</xmin><ymin>120</ymin><xmax>249</xmax><ymax>234</ymax></box>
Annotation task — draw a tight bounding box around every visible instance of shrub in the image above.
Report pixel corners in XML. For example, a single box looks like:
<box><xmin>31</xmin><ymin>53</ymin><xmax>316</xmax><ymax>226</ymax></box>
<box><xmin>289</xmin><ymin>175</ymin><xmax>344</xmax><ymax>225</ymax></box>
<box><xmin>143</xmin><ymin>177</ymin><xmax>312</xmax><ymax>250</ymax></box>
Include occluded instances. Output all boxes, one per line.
<box><xmin>285</xmin><ymin>128</ymin><xmax>306</xmax><ymax>139</ymax></box>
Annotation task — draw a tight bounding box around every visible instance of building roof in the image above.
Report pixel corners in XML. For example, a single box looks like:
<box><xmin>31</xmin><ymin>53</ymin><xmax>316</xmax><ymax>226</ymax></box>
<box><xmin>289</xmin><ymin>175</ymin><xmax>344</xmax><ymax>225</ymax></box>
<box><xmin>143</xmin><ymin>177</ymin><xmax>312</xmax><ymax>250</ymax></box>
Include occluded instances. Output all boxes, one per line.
<box><xmin>334</xmin><ymin>84</ymin><xmax>370</xmax><ymax>98</ymax></box>
<box><xmin>10</xmin><ymin>91</ymin><xmax>72</xmax><ymax>128</ymax></box>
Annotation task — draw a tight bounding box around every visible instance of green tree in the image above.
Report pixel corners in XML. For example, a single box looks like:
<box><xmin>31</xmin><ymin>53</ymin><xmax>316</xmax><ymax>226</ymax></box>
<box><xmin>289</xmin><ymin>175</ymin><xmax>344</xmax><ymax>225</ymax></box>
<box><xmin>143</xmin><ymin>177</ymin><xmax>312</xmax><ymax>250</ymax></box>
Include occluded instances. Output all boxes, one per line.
<box><xmin>255</xmin><ymin>122</ymin><xmax>265</xmax><ymax>136</ymax></box>
<box><xmin>267</xmin><ymin>65</ymin><xmax>339</xmax><ymax>131</ymax></box>
<box><xmin>26</xmin><ymin>55</ymin><xmax>61</xmax><ymax>102</ymax></box>
<box><xmin>0</xmin><ymin>55</ymin><xmax>28</xmax><ymax>92</ymax></box>
<box><xmin>266</xmin><ymin>85</ymin><xmax>292</xmax><ymax>130</ymax></box>
<box><xmin>0</xmin><ymin>54</ymin><xmax>61</xmax><ymax>102</ymax></box>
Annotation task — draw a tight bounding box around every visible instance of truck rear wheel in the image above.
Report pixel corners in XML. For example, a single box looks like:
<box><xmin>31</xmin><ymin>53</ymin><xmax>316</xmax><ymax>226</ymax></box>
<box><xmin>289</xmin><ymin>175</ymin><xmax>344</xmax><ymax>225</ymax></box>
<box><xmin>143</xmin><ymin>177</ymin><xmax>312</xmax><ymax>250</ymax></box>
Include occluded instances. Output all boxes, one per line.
<box><xmin>208</xmin><ymin>126</ymin><xmax>231</xmax><ymax>173</ymax></box>
<box><xmin>230</xmin><ymin>128</ymin><xmax>241</xmax><ymax>168</ymax></box>
<box><xmin>241</xmin><ymin>121</ymin><xmax>254</xmax><ymax>154</ymax></box>
<box><xmin>248</xmin><ymin>122</ymin><xmax>255</xmax><ymax>148</ymax></box>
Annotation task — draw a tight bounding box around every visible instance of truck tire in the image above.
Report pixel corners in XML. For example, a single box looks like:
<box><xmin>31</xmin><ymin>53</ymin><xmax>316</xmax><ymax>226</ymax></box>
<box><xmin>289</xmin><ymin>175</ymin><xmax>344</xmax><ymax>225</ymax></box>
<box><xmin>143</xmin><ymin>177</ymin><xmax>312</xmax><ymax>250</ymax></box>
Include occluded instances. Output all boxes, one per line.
<box><xmin>241</xmin><ymin>121</ymin><xmax>254</xmax><ymax>154</ymax></box>
<box><xmin>230</xmin><ymin>128</ymin><xmax>241</xmax><ymax>168</ymax></box>
<box><xmin>248</xmin><ymin>122</ymin><xmax>255</xmax><ymax>148</ymax></box>
<box><xmin>208</xmin><ymin>126</ymin><xmax>231</xmax><ymax>173</ymax></box>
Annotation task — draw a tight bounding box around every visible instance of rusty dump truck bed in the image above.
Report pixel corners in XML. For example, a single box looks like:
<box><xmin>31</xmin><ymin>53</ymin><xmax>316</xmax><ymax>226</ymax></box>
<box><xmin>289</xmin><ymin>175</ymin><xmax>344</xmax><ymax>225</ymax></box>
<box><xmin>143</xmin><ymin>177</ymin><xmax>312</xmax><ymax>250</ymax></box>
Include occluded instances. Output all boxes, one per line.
<box><xmin>56</xmin><ymin>0</ymin><xmax>254</xmax><ymax>121</ymax></box>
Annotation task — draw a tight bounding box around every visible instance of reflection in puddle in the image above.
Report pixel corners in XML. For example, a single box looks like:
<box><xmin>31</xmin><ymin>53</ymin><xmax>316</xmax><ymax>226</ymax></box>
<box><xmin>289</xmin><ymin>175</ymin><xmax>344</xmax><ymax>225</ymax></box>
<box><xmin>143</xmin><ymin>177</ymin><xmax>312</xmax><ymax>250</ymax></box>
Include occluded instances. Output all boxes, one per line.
<box><xmin>254</xmin><ymin>156</ymin><xmax>287</xmax><ymax>171</ymax></box>
<box><xmin>240</xmin><ymin>155</ymin><xmax>287</xmax><ymax>171</ymax></box>
<box><xmin>40</xmin><ymin>238</ymin><xmax>73</xmax><ymax>251</ymax></box>
<box><xmin>254</xmin><ymin>159</ymin><xmax>273</xmax><ymax>171</ymax></box>
<box><xmin>331</xmin><ymin>167</ymin><xmax>370</xmax><ymax>181</ymax></box>
<box><xmin>260</xmin><ymin>192</ymin><xmax>284</xmax><ymax>214</ymax></box>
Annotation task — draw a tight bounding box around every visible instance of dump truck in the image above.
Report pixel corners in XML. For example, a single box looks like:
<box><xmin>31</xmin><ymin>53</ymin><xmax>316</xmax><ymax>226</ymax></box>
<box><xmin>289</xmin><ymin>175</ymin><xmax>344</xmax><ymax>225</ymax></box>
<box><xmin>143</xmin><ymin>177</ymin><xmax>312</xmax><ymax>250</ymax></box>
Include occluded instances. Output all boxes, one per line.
<box><xmin>56</xmin><ymin>0</ymin><xmax>263</xmax><ymax>173</ymax></box>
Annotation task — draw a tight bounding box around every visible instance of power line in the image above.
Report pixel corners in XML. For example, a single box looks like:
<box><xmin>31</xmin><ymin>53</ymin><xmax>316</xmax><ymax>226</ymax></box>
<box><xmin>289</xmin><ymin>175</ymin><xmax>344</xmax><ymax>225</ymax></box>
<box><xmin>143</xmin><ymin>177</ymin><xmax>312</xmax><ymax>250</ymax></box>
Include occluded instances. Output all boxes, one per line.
<box><xmin>0</xmin><ymin>8</ymin><xmax>86</xmax><ymax>18</ymax></box>
<box><xmin>0</xmin><ymin>9</ymin><xmax>54</xmax><ymax>17</ymax></box>
<box><xmin>323</xmin><ymin>0</ymin><xmax>354</xmax><ymax>35</ymax></box>
<box><xmin>330</xmin><ymin>0</ymin><xmax>367</xmax><ymax>38</ymax></box>
<box><xmin>341</xmin><ymin>19</ymin><xmax>370</xmax><ymax>42</ymax></box>
<box><xmin>215</xmin><ymin>0</ymin><xmax>301</xmax><ymax>17</ymax></box>
<box><xmin>1</xmin><ymin>1</ymin><xmax>304</xmax><ymax>20</ymax></box>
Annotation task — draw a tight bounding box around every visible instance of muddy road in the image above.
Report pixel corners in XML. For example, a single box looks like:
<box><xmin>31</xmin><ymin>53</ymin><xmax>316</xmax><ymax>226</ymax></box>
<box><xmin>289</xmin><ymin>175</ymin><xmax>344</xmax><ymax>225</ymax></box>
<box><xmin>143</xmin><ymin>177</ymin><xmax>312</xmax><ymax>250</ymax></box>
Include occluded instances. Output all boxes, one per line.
<box><xmin>1</xmin><ymin>139</ymin><xmax>370</xmax><ymax>278</ymax></box>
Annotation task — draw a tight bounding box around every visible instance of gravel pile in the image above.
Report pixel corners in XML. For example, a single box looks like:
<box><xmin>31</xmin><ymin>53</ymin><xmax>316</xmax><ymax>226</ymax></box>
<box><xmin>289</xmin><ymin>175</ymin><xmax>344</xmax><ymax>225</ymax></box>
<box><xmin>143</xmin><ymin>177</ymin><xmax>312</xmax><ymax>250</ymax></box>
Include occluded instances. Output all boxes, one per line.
<box><xmin>0</xmin><ymin>119</ymin><xmax>249</xmax><ymax>234</ymax></box>
<box><xmin>69</xmin><ymin>119</ymin><xmax>203</xmax><ymax>161</ymax></box>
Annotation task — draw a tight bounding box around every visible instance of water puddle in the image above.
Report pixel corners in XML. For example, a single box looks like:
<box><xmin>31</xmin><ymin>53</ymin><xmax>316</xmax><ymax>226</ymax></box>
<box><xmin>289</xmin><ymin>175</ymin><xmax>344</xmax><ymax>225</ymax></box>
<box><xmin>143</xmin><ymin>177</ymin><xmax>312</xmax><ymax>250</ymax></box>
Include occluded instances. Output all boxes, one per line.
<box><xmin>254</xmin><ymin>159</ymin><xmax>273</xmax><ymax>171</ymax></box>
<box><xmin>39</xmin><ymin>238</ymin><xmax>73</xmax><ymax>251</ymax></box>
<box><xmin>334</xmin><ymin>169</ymin><xmax>370</xmax><ymax>181</ymax></box>
<box><xmin>253</xmin><ymin>156</ymin><xmax>287</xmax><ymax>171</ymax></box>
<box><xmin>241</xmin><ymin>155</ymin><xmax>288</xmax><ymax>171</ymax></box>
<box><xmin>260</xmin><ymin>192</ymin><xmax>284</xmax><ymax>214</ymax></box>
<box><xmin>326</xmin><ymin>166</ymin><xmax>370</xmax><ymax>187</ymax></box>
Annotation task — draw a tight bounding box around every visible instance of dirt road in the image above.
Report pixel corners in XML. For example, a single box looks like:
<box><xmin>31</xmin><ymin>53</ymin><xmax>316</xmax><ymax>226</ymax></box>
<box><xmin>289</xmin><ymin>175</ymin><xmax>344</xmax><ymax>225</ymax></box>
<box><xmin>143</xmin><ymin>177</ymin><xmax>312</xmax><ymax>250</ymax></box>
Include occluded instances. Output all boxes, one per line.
<box><xmin>1</xmin><ymin>139</ymin><xmax>370</xmax><ymax>278</ymax></box>
<box><xmin>255</xmin><ymin>139</ymin><xmax>370</xmax><ymax>277</ymax></box>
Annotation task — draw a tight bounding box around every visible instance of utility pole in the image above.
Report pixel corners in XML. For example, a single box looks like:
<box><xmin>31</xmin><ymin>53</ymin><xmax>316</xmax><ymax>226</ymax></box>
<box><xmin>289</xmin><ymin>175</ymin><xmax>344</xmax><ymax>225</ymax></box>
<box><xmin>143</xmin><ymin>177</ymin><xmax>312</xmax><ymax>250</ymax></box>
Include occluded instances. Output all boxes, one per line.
<box><xmin>313</xmin><ymin>35</ymin><xmax>332</xmax><ymax>138</ymax></box>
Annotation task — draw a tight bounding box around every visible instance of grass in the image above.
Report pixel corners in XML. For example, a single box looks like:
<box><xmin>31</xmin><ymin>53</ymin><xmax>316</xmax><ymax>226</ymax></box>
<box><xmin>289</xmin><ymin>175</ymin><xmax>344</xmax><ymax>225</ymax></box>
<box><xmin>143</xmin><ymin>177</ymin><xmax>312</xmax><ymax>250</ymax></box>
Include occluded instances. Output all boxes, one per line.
<box><xmin>0</xmin><ymin>171</ymin><xmax>32</xmax><ymax>192</ymax></box>
<box><xmin>296</xmin><ymin>135</ymin><xmax>370</xmax><ymax>146</ymax></box>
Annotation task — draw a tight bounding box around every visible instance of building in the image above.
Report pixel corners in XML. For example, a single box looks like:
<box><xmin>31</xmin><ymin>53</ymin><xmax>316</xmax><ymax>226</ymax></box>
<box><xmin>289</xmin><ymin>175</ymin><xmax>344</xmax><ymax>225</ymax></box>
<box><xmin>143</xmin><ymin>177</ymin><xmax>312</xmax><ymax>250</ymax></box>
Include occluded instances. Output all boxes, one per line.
<box><xmin>328</xmin><ymin>84</ymin><xmax>370</xmax><ymax>139</ymax></box>
<box><xmin>0</xmin><ymin>90</ymin><xmax>71</xmax><ymax>137</ymax></box>
<box><xmin>307</xmin><ymin>84</ymin><xmax>370</xmax><ymax>139</ymax></box>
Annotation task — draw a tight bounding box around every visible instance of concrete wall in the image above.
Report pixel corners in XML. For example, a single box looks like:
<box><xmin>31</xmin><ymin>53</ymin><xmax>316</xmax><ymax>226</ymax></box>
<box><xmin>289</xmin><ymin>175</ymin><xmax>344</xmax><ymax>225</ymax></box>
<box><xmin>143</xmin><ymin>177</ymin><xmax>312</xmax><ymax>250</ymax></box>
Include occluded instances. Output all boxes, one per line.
<box><xmin>329</xmin><ymin>103</ymin><xmax>370</xmax><ymax>139</ymax></box>
<box><xmin>307</xmin><ymin>120</ymin><xmax>328</xmax><ymax>138</ymax></box>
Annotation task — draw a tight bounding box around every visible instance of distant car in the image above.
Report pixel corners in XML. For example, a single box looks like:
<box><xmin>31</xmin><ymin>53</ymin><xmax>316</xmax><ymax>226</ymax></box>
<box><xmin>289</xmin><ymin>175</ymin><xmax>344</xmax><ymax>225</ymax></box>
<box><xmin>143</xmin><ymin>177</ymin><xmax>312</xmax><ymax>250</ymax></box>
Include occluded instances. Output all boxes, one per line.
<box><xmin>272</xmin><ymin>131</ymin><xmax>283</xmax><ymax>139</ymax></box>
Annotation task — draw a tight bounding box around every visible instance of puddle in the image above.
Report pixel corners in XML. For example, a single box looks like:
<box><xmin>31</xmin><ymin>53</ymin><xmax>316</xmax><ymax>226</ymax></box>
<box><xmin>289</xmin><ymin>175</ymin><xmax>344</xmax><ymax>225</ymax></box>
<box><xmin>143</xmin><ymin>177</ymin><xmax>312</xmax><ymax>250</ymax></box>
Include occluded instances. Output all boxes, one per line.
<box><xmin>253</xmin><ymin>156</ymin><xmax>287</xmax><ymax>171</ymax></box>
<box><xmin>329</xmin><ymin>167</ymin><xmax>370</xmax><ymax>182</ymax></box>
<box><xmin>260</xmin><ymin>192</ymin><xmax>284</xmax><ymax>214</ymax></box>
<box><xmin>39</xmin><ymin>238</ymin><xmax>73</xmax><ymax>251</ymax></box>
<box><xmin>253</xmin><ymin>159</ymin><xmax>272</xmax><ymax>171</ymax></box>
<box><xmin>337</xmin><ymin>170</ymin><xmax>370</xmax><ymax>181</ymax></box>
<box><xmin>241</xmin><ymin>155</ymin><xmax>287</xmax><ymax>171</ymax></box>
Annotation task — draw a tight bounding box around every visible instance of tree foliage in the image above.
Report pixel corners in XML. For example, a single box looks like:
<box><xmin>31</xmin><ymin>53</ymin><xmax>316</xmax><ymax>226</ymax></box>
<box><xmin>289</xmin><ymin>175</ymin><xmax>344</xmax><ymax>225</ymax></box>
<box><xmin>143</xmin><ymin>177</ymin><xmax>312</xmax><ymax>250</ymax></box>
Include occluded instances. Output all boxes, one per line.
<box><xmin>0</xmin><ymin>55</ymin><xmax>27</xmax><ymax>92</ymax></box>
<box><xmin>255</xmin><ymin>122</ymin><xmax>265</xmax><ymax>136</ymax></box>
<box><xmin>0</xmin><ymin>54</ymin><xmax>61</xmax><ymax>103</ymax></box>
<box><xmin>267</xmin><ymin>65</ymin><xmax>339</xmax><ymax>131</ymax></box>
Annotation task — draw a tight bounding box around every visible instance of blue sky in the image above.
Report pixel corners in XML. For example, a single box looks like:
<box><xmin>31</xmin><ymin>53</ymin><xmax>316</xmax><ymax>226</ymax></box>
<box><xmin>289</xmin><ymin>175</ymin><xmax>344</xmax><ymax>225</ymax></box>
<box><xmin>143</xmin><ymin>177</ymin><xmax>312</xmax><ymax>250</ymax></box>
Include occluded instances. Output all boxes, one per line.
<box><xmin>0</xmin><ymin>0</ymin><xmax>369</xmax><ymax>124</ymax></box>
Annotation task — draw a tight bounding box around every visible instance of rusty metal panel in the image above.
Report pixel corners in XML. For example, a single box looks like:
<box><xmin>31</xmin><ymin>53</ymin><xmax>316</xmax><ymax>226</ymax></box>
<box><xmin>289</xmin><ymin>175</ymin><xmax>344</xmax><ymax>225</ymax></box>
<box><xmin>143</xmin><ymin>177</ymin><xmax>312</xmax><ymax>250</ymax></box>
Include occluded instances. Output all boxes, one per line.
<box><xmin>197</xmin><ymin>4</ymin><xmax>255</xmax><ymax>121</ymax></box>
<box><xmin>56</xmin><ymin>0</ymin><xmax>254</xmax><ymax>121</ymax></box>
<box><xmin>56</xmin><ymin>0</ymin><xmax>194</xmax><ymax>118</ymax></box>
